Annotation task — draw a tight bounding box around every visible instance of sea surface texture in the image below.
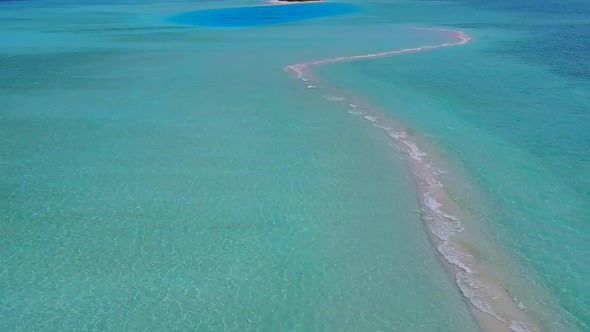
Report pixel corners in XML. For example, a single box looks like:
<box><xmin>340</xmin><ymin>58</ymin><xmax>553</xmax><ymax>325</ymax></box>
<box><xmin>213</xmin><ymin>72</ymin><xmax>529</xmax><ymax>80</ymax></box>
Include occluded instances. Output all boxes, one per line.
<box><xmin>1</xmin><ymin>0</ymin><xmax>589</xmax><ymax>331</ymax></box>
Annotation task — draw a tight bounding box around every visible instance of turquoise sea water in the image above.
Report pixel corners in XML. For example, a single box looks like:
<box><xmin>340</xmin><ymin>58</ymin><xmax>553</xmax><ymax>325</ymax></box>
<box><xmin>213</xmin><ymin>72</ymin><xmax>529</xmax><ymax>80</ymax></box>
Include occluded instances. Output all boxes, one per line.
<box><xmin>1</xmin><ymin>0</ymin><xmax>589</xmax><ymax>331</ymax></box>
<box><xmin>317</xmin><ymin>0</ymin><xmax>590</xmax><ymax>329</ymax></box>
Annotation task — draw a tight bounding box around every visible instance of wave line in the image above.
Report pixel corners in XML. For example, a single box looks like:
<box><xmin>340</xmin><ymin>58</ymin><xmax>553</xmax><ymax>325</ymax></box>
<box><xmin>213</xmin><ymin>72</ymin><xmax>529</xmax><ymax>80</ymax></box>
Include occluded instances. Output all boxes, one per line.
<box><xmin>285</xmin><ymin>27</ymin><xmax>539</xmax><ymax>332</ymax></box>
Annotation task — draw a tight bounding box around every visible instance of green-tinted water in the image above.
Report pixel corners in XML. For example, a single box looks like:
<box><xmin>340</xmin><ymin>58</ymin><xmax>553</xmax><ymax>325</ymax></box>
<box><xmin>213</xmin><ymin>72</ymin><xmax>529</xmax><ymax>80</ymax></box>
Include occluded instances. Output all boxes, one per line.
<box><xmin>1</xmin><ymin>1</ymin><xmax>478</xmax><ymax>330</ymax></box>
<box><xmin>2</xmin><ymin>0</ymin><xmax>590</xmax><ymax>330</ymax></box>
<box><xmin>318</xmin><ymin>0</ymin><xmax>590</xmax><ymax>330</ymax></box>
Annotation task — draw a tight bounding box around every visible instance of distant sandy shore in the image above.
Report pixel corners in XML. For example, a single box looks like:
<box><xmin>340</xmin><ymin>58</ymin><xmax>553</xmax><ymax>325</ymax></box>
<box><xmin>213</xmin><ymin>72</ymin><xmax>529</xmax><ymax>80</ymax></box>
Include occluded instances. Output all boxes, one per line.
<box><xmin>268</xmin><ymin>0</ymin><xmax>324</xmax><ymax>4</ymax></box>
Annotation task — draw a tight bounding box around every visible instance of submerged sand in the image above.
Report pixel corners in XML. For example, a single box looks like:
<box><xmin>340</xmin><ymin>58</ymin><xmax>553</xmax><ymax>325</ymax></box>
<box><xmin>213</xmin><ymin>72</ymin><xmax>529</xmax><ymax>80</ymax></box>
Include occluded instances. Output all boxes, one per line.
<box><xmin>285</xmin><ymin>27</ymin><xmax>541</xmax><ymax>332</ymax></box>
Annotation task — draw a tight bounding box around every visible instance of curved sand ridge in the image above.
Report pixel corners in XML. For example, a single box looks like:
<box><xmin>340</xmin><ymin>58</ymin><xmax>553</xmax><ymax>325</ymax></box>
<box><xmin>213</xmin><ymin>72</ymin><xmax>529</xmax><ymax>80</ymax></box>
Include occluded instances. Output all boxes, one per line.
<box><xmin>286</xmin><ymin>28</ymin><xmax>539</xmax><ymax>332</ymax></box>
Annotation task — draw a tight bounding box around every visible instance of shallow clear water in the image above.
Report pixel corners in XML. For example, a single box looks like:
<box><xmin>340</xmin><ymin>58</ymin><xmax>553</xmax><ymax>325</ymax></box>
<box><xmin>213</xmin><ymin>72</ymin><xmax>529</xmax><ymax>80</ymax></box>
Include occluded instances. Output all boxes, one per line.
<box><xmin>318</xmin><ymin>0</ymin><xmax>590</xmax><ymax>329</ymax></box>
<box><xmin>1</xmin><ymin>0</ymin><xmax>589</xmax><ymax>330</ymax></box>
<box><xmin>1</xmin><ymin>0</ymin><xmax>477</xmax><ymax>330</ymax></box>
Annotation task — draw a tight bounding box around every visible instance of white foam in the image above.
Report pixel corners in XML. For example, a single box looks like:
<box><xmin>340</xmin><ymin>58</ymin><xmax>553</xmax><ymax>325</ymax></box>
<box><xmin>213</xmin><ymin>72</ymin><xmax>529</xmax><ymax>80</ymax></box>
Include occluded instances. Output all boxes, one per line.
<box><xmin>378</xmin><ymin>125</ymin><xmax>504</xmax><ymax>325</ymax></box>
<box><xmin>349</xmin><ymin>104</ymin><xmax>358</xmax><ymax>108</ymax></box>
<box><xmin>372</xmin><ymin>124</ymin><xmax>391</xmax><ymax>130</ymax></box>
<box><xmin>307</xmin><ymin>85</ymin><xmax>317</xmax><ymax>89</ymax></box>
<box><xmin>379</xmin><ymin>125</ymin><xmax>536</xmax><ymax>332</ymax></box>
<box><xmin>348</xmin><ymin>110</ymin><xmax>365</xmax><ymax>116</ymax></box>
<box><xmin>457</xmin><ymin>272</ymin><xmax>498</xmax><ymax>317</ymax></box>
<box><xmin>509</xmin><ymin>322</ymin><xmax>534</xmax><ymax>332</ymax></box>
<box><xmin>437</xmin><ymin>243</ymin><xmax>473</xmax><ymax>273</ymax></box>
<box><xmin>400</xmin><ymin>137</ymin><xmax>428</xmax><ymax>163</ymax></box>
<box><xmin>324</xmin><ymin>96</ymin><xmax>345</xmax><ymax>102</ymax></box>
<box><xmin>363</xmin><ymin>115</ymin><xmax>378</xmax><ymax>122</ymax></box>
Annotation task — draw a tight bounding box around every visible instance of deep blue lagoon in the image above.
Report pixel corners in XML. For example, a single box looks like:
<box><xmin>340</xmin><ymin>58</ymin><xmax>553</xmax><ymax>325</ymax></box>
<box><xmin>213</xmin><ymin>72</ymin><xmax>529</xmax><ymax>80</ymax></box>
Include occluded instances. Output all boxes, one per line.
<box><xmin>169</xmin><ymin>3</ymin><xmax>360</xmax><ymax>27</ymax></box>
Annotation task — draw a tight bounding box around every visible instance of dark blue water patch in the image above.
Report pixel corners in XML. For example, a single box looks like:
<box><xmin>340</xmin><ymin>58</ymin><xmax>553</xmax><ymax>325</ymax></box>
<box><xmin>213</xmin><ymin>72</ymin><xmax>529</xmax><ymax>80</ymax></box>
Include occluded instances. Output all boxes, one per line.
<box><xmin>169</xmin><ymin>3</ymin><xmax>360</xmax><ymax>27</ymax></box>
<box><xmin>421</xmin><ymin>0</ymin><xmax>590</xmax><ymax>80</ymax></box>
